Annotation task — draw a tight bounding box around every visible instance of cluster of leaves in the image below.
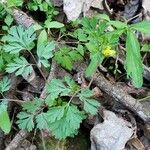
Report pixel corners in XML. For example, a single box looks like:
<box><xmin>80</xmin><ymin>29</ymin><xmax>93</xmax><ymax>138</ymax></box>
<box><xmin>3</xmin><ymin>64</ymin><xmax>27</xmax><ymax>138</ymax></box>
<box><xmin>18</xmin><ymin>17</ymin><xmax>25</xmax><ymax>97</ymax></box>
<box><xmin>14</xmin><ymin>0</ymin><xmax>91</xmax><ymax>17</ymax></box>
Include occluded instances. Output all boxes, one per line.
<box><xmin>54</xmin><ymin>46</ymin><xmax>83</xmax><ymax>70</ymax></box>
<box><xmin>69</xmin><ymin>14</ymin><xmax>150</xmax><ymax>88</ymax></box>
<box><xmin>0</xmin><ymin>15</ymin><xmax>100</xmax><ymax>139</ymax></box>
<box><xmin>27</xmin><ymin>0</ymin><xmax>59</xmax><ymax>24</ymax></box>
<box><xmin>17</xmin><ymin>77</ymin><xmax>100</xmax><ymax>139</ymax></box>
<box><xmin>1</xmin><ymin>25</ymin><xmax>56</xmax><ymax>77</ymax></box>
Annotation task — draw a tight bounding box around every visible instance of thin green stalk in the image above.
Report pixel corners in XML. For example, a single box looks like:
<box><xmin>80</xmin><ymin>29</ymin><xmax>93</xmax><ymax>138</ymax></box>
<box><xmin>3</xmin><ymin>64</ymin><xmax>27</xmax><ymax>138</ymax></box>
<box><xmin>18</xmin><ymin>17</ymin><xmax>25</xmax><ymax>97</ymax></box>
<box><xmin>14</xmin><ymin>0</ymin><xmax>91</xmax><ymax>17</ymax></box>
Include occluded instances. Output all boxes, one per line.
<box><xmin>138</xmin><ymin>95</ymin><xmax>150</xmax><ymax>102</ymax></box>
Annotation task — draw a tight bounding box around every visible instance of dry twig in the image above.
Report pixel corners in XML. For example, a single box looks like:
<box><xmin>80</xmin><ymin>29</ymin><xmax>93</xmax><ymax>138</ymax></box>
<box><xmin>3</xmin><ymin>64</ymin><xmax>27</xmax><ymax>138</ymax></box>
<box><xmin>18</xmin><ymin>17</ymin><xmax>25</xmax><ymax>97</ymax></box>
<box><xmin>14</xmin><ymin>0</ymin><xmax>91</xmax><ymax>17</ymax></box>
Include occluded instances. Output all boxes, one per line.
<box><xmin>88</xmin><ymin>73</ymin><xmax>150</xmax><ymax>122</ymax></box>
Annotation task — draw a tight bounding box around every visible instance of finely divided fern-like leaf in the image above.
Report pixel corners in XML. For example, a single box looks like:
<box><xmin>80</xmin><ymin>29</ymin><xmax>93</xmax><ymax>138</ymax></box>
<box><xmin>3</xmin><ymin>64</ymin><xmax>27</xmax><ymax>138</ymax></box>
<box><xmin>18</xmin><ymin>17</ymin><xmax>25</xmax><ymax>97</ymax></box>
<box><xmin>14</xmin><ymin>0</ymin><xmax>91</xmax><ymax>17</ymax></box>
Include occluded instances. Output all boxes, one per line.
<box><xmin>17</xmin><ymin>112</ymin><xmax>34</xmax><ymax>132</ymax></box>
<box><xmin>48</xmin><ymin>105</ymin><xmax>85</xmax><ymax>139</ymax></box>
<box><xmin>0</xmin><ymin>76</ymin><xmax>11</xmax><ymax>93</ymax></box>
<box><xmin>36</xmin><ymin>113</ymin><xmax>50</xmax><ymax>129</ymax></box>
<box><xmin>6</xmin><ymin>57</ymin><xmax>33</xmax><ymax>77</ymax></box>
<box><xmin>22</xmin><ymin>98</ymin><xmax>42</xmax><ymax>113</ymax></box>
<box><xmin>3</xmin><ymin>25</ymin><xmax>35</xmax><ymax>53</ymax></box>
<box><xmin>37</xmin><ymin>41</ymin><xmax>55</xmax><ymax>67</ymax></box>
<box><xmin>46</xmin><ymin>79</ymin><xmax>71</xmax><ymax>100</ymax></box>
<box><xmin>54</xmin><ymin>47</ymin><xmax>82</xmax><ymax>70</ymax></box>
<box><xmin>79</xmin><ymin>89</ymin><xmax>100</xmax><ymax>115</ymax></box>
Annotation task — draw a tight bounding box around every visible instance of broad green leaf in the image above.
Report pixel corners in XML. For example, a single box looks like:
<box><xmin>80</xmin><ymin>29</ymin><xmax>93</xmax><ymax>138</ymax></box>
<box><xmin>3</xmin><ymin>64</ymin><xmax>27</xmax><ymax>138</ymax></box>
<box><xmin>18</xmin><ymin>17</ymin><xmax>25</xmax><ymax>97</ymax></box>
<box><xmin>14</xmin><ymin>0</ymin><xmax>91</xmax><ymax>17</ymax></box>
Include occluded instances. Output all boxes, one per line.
<box><xmin>81</xmin><ymin>17</ymin><xmax>98</xmax><ymax>32</ymax></box>
<box><xmin>45</xmin><ymin>21</ymin><xmax>64</xmax><ymax>29</ymax></box>
<box><xmin>3</xmin><ymin>25</ymin><xmax>36</xmax><ymax>53</ymax></box>
<box><xmin>131</xmin><ymin>21</ymin><xmax>150</xmax><ymax>34</ymax></box>
<box><xmin>125</xmin><ymin>30</ymin><xmax>143</xmax><ymax>88</ymax></box>
<box><xmin>0</xmin><ymin>102</ymin><xmax>11</xmax><ymax>134</ymax></box>
<box><xmin>17</xmin><ymin>112</ymin><xmax>34</xmax><ymax>132</ymax></box>
<box><xmin>0</xmin><ymin>76</ymin><xmax>11</xmax><ymax>93</ymax></box>
<box><xmin>48</xmin><ymin>105</ymin><xmax>85</xmax><ymax>139</ymax></box>
<box><xmin>79</xmin><ymin>89</ymin><xmax>100</xmax><ymax>115</ymax></box>
<box><xmin>6</xmin><ymin>57</ymin><xmax>33</xmax><ymax>77</ymax></box>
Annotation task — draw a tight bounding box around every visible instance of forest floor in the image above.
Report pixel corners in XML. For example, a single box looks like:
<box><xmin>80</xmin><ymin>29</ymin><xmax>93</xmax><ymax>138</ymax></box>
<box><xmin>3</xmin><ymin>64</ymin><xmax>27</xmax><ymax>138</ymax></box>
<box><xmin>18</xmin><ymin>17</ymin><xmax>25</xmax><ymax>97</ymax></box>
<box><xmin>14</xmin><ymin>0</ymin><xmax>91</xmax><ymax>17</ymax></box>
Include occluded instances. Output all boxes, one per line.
<box><xmin>0</xmin><ymin>0</ymin><xmax>150</xmax><ymax>150</ymax></box>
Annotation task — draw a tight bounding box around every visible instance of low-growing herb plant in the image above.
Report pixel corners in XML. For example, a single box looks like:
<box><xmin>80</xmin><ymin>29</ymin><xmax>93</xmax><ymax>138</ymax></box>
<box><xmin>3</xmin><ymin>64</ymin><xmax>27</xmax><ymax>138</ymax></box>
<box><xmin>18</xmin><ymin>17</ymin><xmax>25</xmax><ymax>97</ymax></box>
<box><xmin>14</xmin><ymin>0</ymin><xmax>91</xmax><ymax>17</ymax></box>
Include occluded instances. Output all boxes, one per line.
<box><xmin>63</xmin><ymin>14</ymin><xmax>150</xmax><ymax>88</ymax></box>
<box><xmin>0</xmin><ymin>24</ymin><xmax>100</xmax><ymax>139</ymax></box>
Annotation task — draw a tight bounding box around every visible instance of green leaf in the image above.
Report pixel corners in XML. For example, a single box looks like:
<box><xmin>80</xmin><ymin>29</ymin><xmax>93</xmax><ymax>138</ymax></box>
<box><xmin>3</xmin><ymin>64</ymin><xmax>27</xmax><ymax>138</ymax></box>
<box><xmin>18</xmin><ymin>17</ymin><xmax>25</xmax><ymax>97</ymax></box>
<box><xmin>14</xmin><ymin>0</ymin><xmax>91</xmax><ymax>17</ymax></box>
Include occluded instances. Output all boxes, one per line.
<box><xmin>97</xmin><ymin>14</ymin><xmax>110</xmax><ymax>21</ymax></box>
<box><xmin>85</xmin><ymin>53</ymin><xmax>104</xmax><ymax>77</ymax></box>
<box><xmin>37</xmin><ymin>29</ymin><xmax>48</xmax><ymax>49</ymax></box>
<box><xmin>4</xmin><ymin>14</ymin><xmax>13</xmax><ymax>26</ymax></box>
<box><xmin>64</xmin><ymin>76</ymin><xmax>80</xmax><ymax>93</ymax></box>
<box><xmin>141</xmin><ymin>44</ymin><xmax>150</xmax><ymax>52</ymax></box>
<box><xmin>109</xmin><ymin>20</ymin><xmax>127</xmax><ymax>29</ymax></box>
<box><xmin>36</xmin><ymin>112</ymin><xmax>50</xmax><ymax>129</ymax></box>
<box><xmin>3</xmin><ymin>25</ymin><xmax>36</xmax><ymax>53</ymax></box>
<box><xmin>6</xmin><ymin>57</ymin><xmax>33</xmax><ymax>77</ymax></box>
<box><xmin>46</xmin><ymin>79</ymin><xmax>71</xmax><ymax>100</ymax></box>
<box><xmin>17</xmin><ymin>112</ymin><xmax>34</xmax><ymax>132</ymax></box>
<box><xmin>54</xmin><ymin>47</ymin><xmax>82</xmax><ymax>70</ymax></box>
<box><xmin>131</xmin><ymin>21</ymin><xmax>150</xmax><ymax>34</ymax></box>
<box><xmin>0</xmin><ymin>102</ymin><xmax>11</xmax><ymax>134</ymax></box>
<box><xmin>46</xmin><ymin>77</ymin><xmax>79</xmax><ymax>101</ymax></box>
<box><xmin>7</xmin><ymin>0</ymin><xmax>23</xmax><ymax>7</ymax></box>
<box><xmin>125</xmin><ymin>30</ymin><xmax>143</xmax><ymax>88</ymax></box>
<box><xmin>76</xmin><ymin>29</ymin><xmax>87</xmax><ymax>42</ymax></box>
<box><xmin>0</xmin><ymin>76</ymin><xmax>11</xmax><ymax>93</ymax></box>
<box><xmin>83</xmin><ymin>99</ymin><xmax>100</xmax><ymax>115</ymax></box>
<box><xmin>47</xmin><ymin>106</ymin><xmax>65</xmax><ymax>123</ymax></box>
<box><xmin>45</xmin><ymin>94</ymin><xmax>56</xmax><ymax>107</ymax></box>
<box><xmin>22</xmin><ymin>98</ymin><xmax>42</xmax><ymax>113</ymax></box>
<box><xmin>48</xmin><ymin>105</ymin><xmax>85</xmax><ymax>139</ymax></box>
<box><xmin>45</xmin><ymin>21</ymin><xmax>64</xmax><ymax>29</ymax></box>
<box><xmin>76</xmin><ymin>44</ymin><xmax>84</xmax><ymax>56</ymax></box>
<box><xmin>79</xmin><ymin>89</ymin><xmax>100</xmax><ymax>115</ymax></box>
<box><xmin>37</xmin><ymin>41</ymin><xmax>55</xmax><ymax>67</ymax></box>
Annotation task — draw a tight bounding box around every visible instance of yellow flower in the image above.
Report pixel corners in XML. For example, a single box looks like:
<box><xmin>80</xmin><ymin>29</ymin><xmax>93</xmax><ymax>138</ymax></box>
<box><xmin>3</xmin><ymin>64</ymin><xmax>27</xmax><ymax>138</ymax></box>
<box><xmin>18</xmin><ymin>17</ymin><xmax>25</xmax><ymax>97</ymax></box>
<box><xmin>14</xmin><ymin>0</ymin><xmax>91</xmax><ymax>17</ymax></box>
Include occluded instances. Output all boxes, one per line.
<box><xmin>102</xmin><ymin>46</ymin><xmax>116</xmax><ymax>57</ymax></box>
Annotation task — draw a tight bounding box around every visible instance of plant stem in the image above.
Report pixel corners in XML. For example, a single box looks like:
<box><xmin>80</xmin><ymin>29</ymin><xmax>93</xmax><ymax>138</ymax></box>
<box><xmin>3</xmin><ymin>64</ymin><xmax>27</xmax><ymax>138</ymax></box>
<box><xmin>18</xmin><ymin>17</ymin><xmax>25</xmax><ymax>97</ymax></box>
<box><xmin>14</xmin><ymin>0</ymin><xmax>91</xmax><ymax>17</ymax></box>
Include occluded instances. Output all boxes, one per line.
<box><xmin>27</xmin><ymin>50</ymin><xmax>46</xmax><ymax>81</ymax></box>
<box><xmin>138</xmin><ymin>95</ymin><xmax>150</xmax><ymax>102</ymax></box>
<box><xmin>40</xmin><ymin>130</ymin><xmax>47</xmax><ymax>150</ymax></box>
<box><xmin>0</xmin><ymin>98</ymin><xmax>24</xmax><ymax>103</ymax></box>
<box><xmin>67</xmin><ymin>90</ymin><xmax>81</xmax><ymax>106</ymax></box>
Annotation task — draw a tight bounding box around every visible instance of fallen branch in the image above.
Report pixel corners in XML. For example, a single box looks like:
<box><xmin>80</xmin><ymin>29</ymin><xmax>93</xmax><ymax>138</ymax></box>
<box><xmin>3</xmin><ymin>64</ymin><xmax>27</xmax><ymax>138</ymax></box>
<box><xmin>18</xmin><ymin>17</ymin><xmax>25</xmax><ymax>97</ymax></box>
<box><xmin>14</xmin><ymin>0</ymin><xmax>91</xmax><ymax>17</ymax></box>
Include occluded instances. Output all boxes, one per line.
<box><xmin>12</xmin><ymin>9</ymin><xmax>35</xmax><ymax>28</ymax></box>
<box><xmin>5</xmin><ymin>130</ymin><xmax>29</xmax><ymax>150</ymax></box>
<box><xmin>88</xmin><ymin>73</ymin><xmax>150</xmax><ymax>122</ymax></box>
